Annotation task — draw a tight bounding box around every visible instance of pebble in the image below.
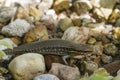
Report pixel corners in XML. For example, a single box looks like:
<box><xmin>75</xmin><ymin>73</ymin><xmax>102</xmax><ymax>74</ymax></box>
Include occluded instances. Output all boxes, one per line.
<box><xmin>103</xmin><ymin>43</ymin><xmax>118</xmax><ymax>56</ymax></box>
<box><xmin>73</xmin><ymin>0</ymin><xmax>92</xmax><ymax>15</ymax></box>
<box><xmin>62</xmin><ymin>27</ymin><xmax>91</xmax><ymax>44</ymax></box>
<box><xmin>53</xmin><ymin>0</ymin><xmax>70</xmax><ymax>13</ymax></box>
<box><xmin>8</xmin><ymin>53</ymin><xmax>45</xmax><ymax>80</ymax></box>
<box><xmin>49</xmin><ymin>63</ymin><xmax>80</xmax><ymax>80</ymax></box>
<box><xmin>101</xmin><ymin>54</ymin><xmax>112</xmax><ymax>64</ymax></box>
<box><xmin>34</xmin><ymin>74</ymin><xmax>60</xmax><ymax>80</ymax></box>
<box><xmin>23</xmin><ymin>24</ymin><xmax>49</xmax><ymax>43</ymax></box>
<box><xmin>0</xmin><ymin>6</ymin><xmax>16</xmax><ymax>23</ymax></box>
<box><xmin>1</xmin><ymin>19</ymin><xmax>32</xmax><ymax>37</ymax></box>
<box><xmin>59</xmin><ymin>17</ymin><xmax>74</xmax><ymax>31</ymax></box>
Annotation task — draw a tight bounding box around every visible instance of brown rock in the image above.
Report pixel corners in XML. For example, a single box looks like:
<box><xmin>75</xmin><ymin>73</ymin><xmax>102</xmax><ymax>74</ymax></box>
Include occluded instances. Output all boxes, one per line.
<box><xmin>10</xmin><ymin>37</ymin><xmax>21</xmax><ymax>45</ymax></box>
<box><xmin>42</xmin><ymin>20</ymin><xmax>56</xmax><ymax>32</ymax></box>
<box><xmin>44</xmin><ymin>55</ymin><xmax>64</xmax><ymax>70</ymax></box>
<box><xmin>23</xmin><ymin>24</ymin><xmax>49</xmax><ymax>43</ymax></box>
<box><xmin>73</xmin><ymin>0</ymin><xmax>92</xmax><ymax>15</ymax></box>
<box><xmin>53</xmin><ymin>0</ymin><xmax>70</xmax><ymax>13</ymax></box>
<box><xmin>49</xmin><ymin>63</ymin><xmax>80</xmax><ymax>80</ymax></box>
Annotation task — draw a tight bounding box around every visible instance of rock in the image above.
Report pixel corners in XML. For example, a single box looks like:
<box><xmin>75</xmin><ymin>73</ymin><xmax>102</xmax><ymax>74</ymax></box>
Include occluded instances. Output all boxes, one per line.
<box><xmin>2</xmin><ymin>38</ymin><xmax>17</xmax><ymax>47</ymax></box>
<box><xmin>44</xmin><ymin>55</ymin><xmax>64</xmax><ymax>70</ymax></box>
<box><xmin>49</xmin><ymin>63</ymin><xmax>80</xmax><ymax>80</ymax></box>
<box><xmin>113</xmin><ymin>27</ymin><xmax>120</xmax><ymax>40</ymax></box>
<box><xmin>93</xmin><ymin>42</ymin><xmax>103</xmax><ymax>55</ymax></box>
<box><xmin>99</xmin><ymin>0</ymin><xmax>117</xmax><ymax>9</ymax></box>
<box><xmin>53</xmin><ymin>0</ymin><xmax>70</xmax><ymax>13</ymax></box>
<box><xmin>34</xmin><ymin>74</ymin><xmax>60</xmax><ymax>80</ymax></box>
<box><xmin>8</xmin><ymin>53</ymin><xmax>45</xmax><ymax>80</ymax></box>
<box><xmin>115</xmin><ymin>18</ymin><xmax>120</xmax><ymax>27</ymax></box>
<box><xmin>0</xmin><ymin>6</ymin><xmax>16</xmax><ymax>23</ymax></box>
<box><xmin>38</xmin><ymin>0</ymin><xmax>53</xmax><ymax>12</ymax></box>
<box><xmin>70</xmin><ymin>13</ymin><xmax>82</xmax><ymax>26</ymax></box>
<box><xmin>41</xmin><ymin>9</ymin><xmax>58</xmax><ymax>28</ymax></box>
<box><xmin>79</xmin><ymin>13</ymin><xmax>96</xmax><ymax>26</ymax></box>
<box><xmin>92</xmin><ymin>0</ymin><xmax>117</xmax><ymax>20</ymax></box>
<box><xmin>103</xmin><ymin>60</ymin><xmax>120</xmax><ymax>75</ymax></box>
<box><xmin>23</xmin><ymin>24</ymin><xmax>49</xmax><ymax>43</ymax></box>
<box><xmin>29</xmin><ymin>6</ymin><xmax>41</xmax><ymax>21</ymax></box>
<box><xmin>94</xmin><ymin>8</ymin><xmax>112</xmax><ymax>20</ymax></box>
<box><xmin>73</xmin><ymin>0</ymin><xmax>92</xmax><ymax>15</ymax></box>
<box><xmin>109</xmin><ymin>9</ymin><xmax>120</xmax><ymax>23</ymax></box>
<box><xmin>59</xmin><ymin>17</ymin><xmax>74</xmax><ymax>31</ymax></box>
<box><xmin>103</xmin><ymin>43</ymin><xmax>118</xmax><ymax>56</ymax></box>
<box><xmin>89</xmin><ymin>68</ymin><xmax>113</xmax><ymax>80</ymax></box>
<box><xmin>87</xmin><ymin>37</ymin><xmax>96</xmax><ymax>44</ymax></box>
<box><xmin>10</xmin><ymin>37</ymin><xmax>21</xmax><ymax>45</ymax></box>
<box><xmin>4</xmin><ymin>0</ymin><xmax>41</xmax><ymax>9</ymax></box>
<box><xmin>16</xmin><ymin>7</ymin><xmax>29</xmax><ymax>19</ymax></box>
<box><xmin>90</xmin><ymin>23</ymin><xmax>113</xmax><ymax>35</ymax></box>
<box><xmin>114</xmin><ymin>69</ymin><xmax>120</xmax><ymax>80</ymax></box>
<box><xmin>101</xmin><ymin>54</ymin><xmax>112</xmax><ymax>64</ymax></box>
<box><xmin>1</xmin><ymin>19</ymin><xmax>32</xmax><ymax>37</ymax></box>
<box><xmin>84</xmin><ymin>61</ymin><xmax>98</xmax><ymax>73</ymax></box>
<box><xmin>0</xmin><ymin>38</ymin><xmax>16</xmax><ymax>50</ymax></box>
<box><xmin>62</xmin><ymin>27</ymin><xmax>91</xmax><ymax>44</ymax></box>
<box><xmin>0</xmin><ymin>73</ymin><xmax>5</xmax><ymax>80</ymax></box>
<box><xmin>42</xmin><ymin>20</ymin><xmax>56</xmax><ymax>32</ymax></box>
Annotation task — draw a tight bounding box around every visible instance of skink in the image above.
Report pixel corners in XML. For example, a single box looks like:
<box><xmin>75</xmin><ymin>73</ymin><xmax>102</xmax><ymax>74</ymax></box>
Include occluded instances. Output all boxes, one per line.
<box><xmin>3</xmin><ymin>39</ymin><xmax>93</xmax><ymax>56</ymax></box>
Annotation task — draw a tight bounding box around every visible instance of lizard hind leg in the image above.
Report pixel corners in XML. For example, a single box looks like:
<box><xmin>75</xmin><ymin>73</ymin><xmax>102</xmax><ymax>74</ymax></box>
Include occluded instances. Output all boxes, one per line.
<box><xmin>62</xmin><ymin>55</ymin><xmax>70</xmax><ymax>65</ymax></box>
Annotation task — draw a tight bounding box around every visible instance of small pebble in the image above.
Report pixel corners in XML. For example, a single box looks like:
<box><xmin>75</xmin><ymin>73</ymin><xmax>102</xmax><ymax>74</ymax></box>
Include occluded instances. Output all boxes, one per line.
<box><xmin>34</xmin><ymin>74</ymin><xmax>60</xmax><ymax>80</ymax></box>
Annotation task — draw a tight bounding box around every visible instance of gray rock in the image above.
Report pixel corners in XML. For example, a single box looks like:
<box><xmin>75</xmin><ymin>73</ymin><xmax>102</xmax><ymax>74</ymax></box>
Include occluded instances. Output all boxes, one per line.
<box><xmin>8</xmin><ymin>53</ymin><xmax>45</xmax><ymax>80</ymax></box>
<box><xmin>1</xmin><ymin>19</ymin><xmax>32</xmax><ymax>37</ymax></box>
<box><xmin>49</xmin><ymin>63</ymin><xmax>80</xmax><ymax>80</ymax></box>
<box><xmin>34</xmin><ymin>74</ymin><xmax>60</xmax><ymax>80</ymax></box>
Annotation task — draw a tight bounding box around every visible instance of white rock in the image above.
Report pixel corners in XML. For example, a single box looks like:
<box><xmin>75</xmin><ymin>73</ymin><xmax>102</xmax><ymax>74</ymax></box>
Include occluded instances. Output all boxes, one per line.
<box><xmin>91</xmin><ymin>0</ymin><xmax>117</xmax><ymax>8</ymax></box>
<box><xmin>41</xmin><ymin>9</ymin><xmax>58</xmax><ymax>27</ymax></box>
<box><xmin>4</xmin><ymin>0</ymin><xmax>41</xmax><ymax>9</ymax></box>
<box><xmin>62</xmin><ymin>27</ymin><xmax>91</xmax><ymax>44</ymax></box>
<box><xmin>1</xmin><ymin>19</ymin><xmax>32</xmax><ymax>37</ymax></box>
<box><xmin>8</xmin><ymin>53</ymin><xmax>45</xmax><ymax>80</ymax></box>
<box><xmin>94</xmin><ymin>7</ymin><xmax>113</xmax><ymax>20</ymax></box>
<box><xmin>38</xmin><ymin>0</ymin><xmax>53</xmax><ymax>12</ymax></box>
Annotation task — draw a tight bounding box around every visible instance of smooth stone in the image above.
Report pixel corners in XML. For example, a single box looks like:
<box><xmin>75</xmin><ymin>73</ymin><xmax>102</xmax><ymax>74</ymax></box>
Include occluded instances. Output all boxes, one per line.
<box><xmin>34</xmin><ymin>74</ymin><xmax>60</xmax><ymax>80</ymax></box>
<box><xmin>8</xmin><ymin>53</ymin><xmax>45</xmax><ymax>80</ymax></box>
<box><xmin>49</xmin><ymin>63</ymin><xmax>80</xmax><ymax>80</ymax></box>
<box><xmin>62</xmin><ymin>27</ymin><xmax>91</xmax><ymax>44</ymax></box>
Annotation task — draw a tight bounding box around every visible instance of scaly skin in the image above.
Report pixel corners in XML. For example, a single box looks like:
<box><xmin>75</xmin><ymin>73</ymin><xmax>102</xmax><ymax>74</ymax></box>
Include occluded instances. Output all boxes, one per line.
<box><xmin>3</xmin><ymin>39</ymin><xmax>93</xmax><ymax>56</ymax></box>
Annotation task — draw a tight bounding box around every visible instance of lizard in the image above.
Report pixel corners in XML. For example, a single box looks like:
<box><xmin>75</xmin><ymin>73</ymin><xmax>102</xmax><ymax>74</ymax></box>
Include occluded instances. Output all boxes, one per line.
<box><xmin>2</xmin><ymin>39</ymin><xmax>93</xmax><ymax>63</ymax></box>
